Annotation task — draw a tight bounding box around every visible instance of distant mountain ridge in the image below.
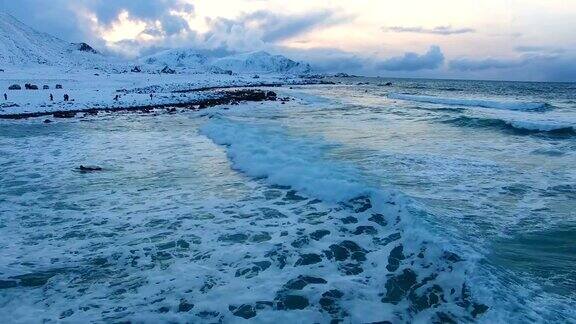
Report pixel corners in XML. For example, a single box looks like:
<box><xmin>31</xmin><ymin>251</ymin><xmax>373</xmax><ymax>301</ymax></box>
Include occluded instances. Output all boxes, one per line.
<box><xmin>0</xmin><ymin>12</ymin><xmax>313</xmax><ymax>75</ymax></box>
<box><xmin>212</xmin><ymin>51</ymin><xmax>312</xmax><ymax>74</ymax></box>
<box><xmin>0</xmin><ymin>12</ymin><xmax>109</xmax><ymax>68</ymax></box>
<box><xmin>141</xmin><ymin>48</ymin><xmax>312</xmax><ymax>75</ymax></box>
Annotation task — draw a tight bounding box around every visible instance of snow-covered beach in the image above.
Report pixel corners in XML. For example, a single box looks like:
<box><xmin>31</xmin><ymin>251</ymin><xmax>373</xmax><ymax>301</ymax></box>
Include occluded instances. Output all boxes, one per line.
<box><xmin>0</xmin><ymin>12</ymin><xmax>317</xmax><ymax>119</ymax></box>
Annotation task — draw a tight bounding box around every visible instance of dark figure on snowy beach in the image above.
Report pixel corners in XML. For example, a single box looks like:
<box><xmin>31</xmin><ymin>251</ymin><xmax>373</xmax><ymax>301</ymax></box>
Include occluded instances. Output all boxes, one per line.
<box><xmin>64</xmin><ymin>94</ymin><xmax>69</xmax><ymax>101</ymax></box>
<box><xmin>150</xmin><ymin>93</ymin><xmax>153</xmax><ymax>100</ymax></box>
<box><xmin>114</xmin><ymin>95</ymin><xmax>119</xmax><ymax>101</ymax></box>
<box><xmin>3</xmin><ymin>93</ymin><xmax>6</xmax><ymax>100</ymax></box>
<box><xmin>50</xmin><ymin>94</ymin><xmax>53</xmax><ymax>101</ymax></box>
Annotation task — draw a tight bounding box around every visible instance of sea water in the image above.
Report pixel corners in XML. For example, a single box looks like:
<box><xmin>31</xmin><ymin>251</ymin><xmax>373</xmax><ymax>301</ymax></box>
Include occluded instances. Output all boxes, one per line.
<box><xmin>0</xmin><ymin>78</ymin><xmax>575</xmax><ymax>323</ymax></box>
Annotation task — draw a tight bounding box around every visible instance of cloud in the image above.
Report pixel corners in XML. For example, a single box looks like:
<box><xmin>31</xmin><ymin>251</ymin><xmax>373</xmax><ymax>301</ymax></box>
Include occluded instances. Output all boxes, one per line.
<box><xmin>202</xmin><ymin>9</ymin><xmax>348</xmax><ymax>51</ymax></box>
<box><xmin>76</xmin><ymin>0</ymin><xmax>194</xmax><ymax>25</ymax></box>
<box><xmin>247</xmin><ymin>10</ymin><xmax>346</xmax><ymax>43</ymax></box>
<box><xmin>449</xmin><ymin>57</ymin><xmax>527</xmax><ymax>71</ymax></box>
<box><xmin>515</xmin><ymin>45</ymin><xmax>565</xmax><ymax>54</ymax></box>
<box><xmin>279</xmin><ymin>47</ymin><xmax>366</xmax><ymax>73</ymax></box>
<box><xmin>449</xmin><ymin>54</ymin><xmax>576</xmax><ymax>81</ymax></box>
<box><xmin>376</xmin><ymin>46</ymin><xmax>445</xmax><ymax>71</ymax></box>
<box><xmin>385</xmin><ymin>25</ymin><xmax>475</xmax><ymax>35</ymax></box>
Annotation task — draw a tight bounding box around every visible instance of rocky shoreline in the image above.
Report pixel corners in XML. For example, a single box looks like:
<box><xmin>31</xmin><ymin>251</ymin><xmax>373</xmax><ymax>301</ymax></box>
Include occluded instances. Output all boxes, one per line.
<box><xmin>0</xmin><ymin>89</ymin><xmax>283</xmax><ymax>120</ymax></box>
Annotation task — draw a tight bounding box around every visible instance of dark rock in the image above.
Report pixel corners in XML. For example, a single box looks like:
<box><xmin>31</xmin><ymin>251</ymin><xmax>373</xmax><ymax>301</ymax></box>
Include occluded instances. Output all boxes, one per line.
<box><xmin>260</xmin><ymin>207</ymin><xmax>286</xmax><ymax>218</ymax></box>
<box><xmin>131</xmin><ymin>66</ymin><xmax>142</xmax><ymax>73</ymax></box>
<box><xmin>284</xmin><ymin>190</ymin><xmax>307</xmax><ymax>202</ymax></box>
<box><xmin>53</xmin><ymin>111</ymin><xmax>76</xmax><ymax>118</ymax></box>
<box><xmin>341</xmin><ymin>216</ymin><xmax>358</xmax><ymax>224</ymax></box>
<box><xmin>350</xmin><ymin>251</ymin><xmax>367</xmax><ymax>262</ymax></box>
<box><xmin>350</xmin><ymin>196</ymin><xmax>372</xmax><ymax>213</ymax></box>
<box><xmin>375</xmin><ymin>233</ymin><xmax>401</xmax><ymax>246</ymax></box>
<box><xmin>327</xmin><ymin>244</ymin><xmax>350</xmax><ymax>261</ymax></box>
<box><xmin>409</xmin><ymin>284</ymin><xmax>444</xmax><ymax>312</ymax></box>
<box><xmin>291</xmin><ymin>236</ymin><xmax>309</xmax><ymax>248</ymax></box>
<box><xmin>43</xmin><ymin>119</ymin><xmax>52</xmax><ymax>124</ymax></box>
<box><xmin>250</xmin><ymin>232</ymin><xmax>272</xmax><ymax>243</ymax></box>
<box><xmin>43</xmin><ymin>85</ymin><xmax>50</xmax><ymax>90</ymax></box>
<box><xmin>218</xmin><ymin>233</ymin><xmax>248</xmax><ymax>243</ymax></box>
<box><xmin>25</xmin><ymin>84</ymin><xmax>39</xmax><ymax>90</ymax></box>
<box><xmin>386</xmin><ymin>245</ymin><xmax>405</xmax><ymax>272</ymax></box>
<box><xmin>381</xmin><ymin>269</ymin><xmax>417</xmax><ymax>304</ymax></box>
<box><xmin>8</xmin><ymin>84</ymin><xmax>21</xmax><ymax>90</ymax></box>
<box><xmin>319</xmin><ymin>290</ymin><xmax>346</xmax><ymax>316</ymax></box>
<box><xmin>195</xmin><ymin>311</ymin><xmax>221</xmax><ymax>319</ymax></box>
<box><xmin>60</xmin><ymin>309</ymin><xmax>74</xmax><ymax>319</ymax></box>
<box><xmin>435</xmin><ymin>312</ymin><xmax>457</xmax><ymax>324</ymax></box>
<box><xmin>75</xmin><ymin>42</ymin><xmax>98</xmax><ymax>54</ymax></box>
<box><xmin>323</xmin><ymin>290</ymin><xmax>344</xmax><ymax>299</ymax></box>
<box><xmin>158</xmin><ymin>306</ymin><xmax>170</xmax><ymax>313</ymax></box>
<box><xmin>176</xmin><ymin>239</ymin><xmax>190</xmax><ymax>249</ymax></box>
<box><xmin>278</xmin><ymin>295</ymin><xmax>309</xmax><ymax>310</ymax></box>
<box><xmin>442</xmin><ymin>251</ymin><xmax>463</xmax><ymax>263</ymax></box>
<box><xmin>310</xmin><ymin>229</ymin><xmax>330</xmax><ymax>241</ymax></box>
<box><xmin>235</xmin><ymin>261</ymin><xmax>271</xmax><ymax>278</ymax></box>
<box><xmin>295</xmin><ymin>253</ymin><xmax>322</xmax><ymax>266</ymax></box>
<box><xmin>161</xmin><ymin>66</ymin><xmax>176</xmax><ymax>74</ymax></box>
<box><xmin>255</xmin><ymin>301</ymin><xmax>274</xmax><ymax>310</ymax></box>
<box><xmin>78</xmin><ymin>165</ymin><xmax>103</xmax><ymax>173</ymax></box>
<box><xmin>340</xmin><ymin>240</ymin><xmax>363</xmax><ymax>253</ymax></box>
<box><xmin>472</xmin><ymin>303</ymin><xmax>489</xmax><ymax>318</ymax></box>
<box><xmin>55</xmin><ymin>84</ymin><xmax>63</xmax><ymax>89</ymax></box>
<box><xmin>369</xmin><ymin>214</ymin><xmax>387</xmax><ymax>226</ymax></box>
<box><xmin>178</xmin><ymin>300</ymin><xmax>194</xmax><ymax>312</ymax></box>
<box><xmin>0</xmin><ymin>280</ymin><xmax>18</xmax><ymax>289</ymax></box>
<box><xmin>353</xmin><ymin>226</ymin><xmax>378</xmax><ymax>235</ymax></box>
<box><xmin>285</xmin><ymin>276</ymin><xmax>327</xmax><ymax>290</ymax></box>
<box><xmin>229</xmin><ymin>304</ymin><xmax>256</xmax><ymax>319</ymax></box>
<box><xmin>254</xmin><ymin>261</ymin><xmax>272</xmax><ymax>271</ymax></box>
<box><xmin>10</xmin><ymin>271</ymin><xmax>60</xmax><ymax>287</ymax></box>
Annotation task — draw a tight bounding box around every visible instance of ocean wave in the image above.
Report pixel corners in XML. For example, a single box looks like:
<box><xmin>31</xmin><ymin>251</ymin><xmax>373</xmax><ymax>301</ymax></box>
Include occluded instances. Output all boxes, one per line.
<box><xmin>443</xmin><ymin>116</ymin><xmax>576</xmax><ymax>135</ymax></box>
<box><xmin>201</xmin><ymin>117</ymin><xmax>490</xmax><ymax>322</ymax></box>
<box><xmin>389</xmin><ymin>93</ymin><xmax>548</xmax><ymax>111</ymax></box>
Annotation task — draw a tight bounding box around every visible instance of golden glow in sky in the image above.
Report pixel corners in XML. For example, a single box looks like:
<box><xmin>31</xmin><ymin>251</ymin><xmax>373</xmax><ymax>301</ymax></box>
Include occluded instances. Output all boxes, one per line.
<box><xmin>92</xmin><ymin>0</ymin><xmax>576</xmax><ymax>60</ymax></box>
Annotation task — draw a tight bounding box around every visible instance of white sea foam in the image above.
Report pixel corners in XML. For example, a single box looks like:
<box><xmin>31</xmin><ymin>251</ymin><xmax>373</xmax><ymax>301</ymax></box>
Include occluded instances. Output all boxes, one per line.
<box><xmin>506</xmin><ymin>119</ymin><xmax>575</xmax><ymax>132</ymax></box>
<box><xmin>200</xmin><ymin>117</ymin><xmax>489</xmax><ymax>319</ymax></box>
<box><xmin>389</xmin><ymin>93</ymin><xmax>547</xmax><ymax>111</ymax></box>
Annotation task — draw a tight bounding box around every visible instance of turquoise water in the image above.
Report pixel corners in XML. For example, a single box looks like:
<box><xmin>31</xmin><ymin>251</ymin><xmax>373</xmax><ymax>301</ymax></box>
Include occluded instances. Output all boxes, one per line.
<box><xmin>1</xmin><ymin>79</ymin><xmax>575</xmax><ymax>323</ymax></box>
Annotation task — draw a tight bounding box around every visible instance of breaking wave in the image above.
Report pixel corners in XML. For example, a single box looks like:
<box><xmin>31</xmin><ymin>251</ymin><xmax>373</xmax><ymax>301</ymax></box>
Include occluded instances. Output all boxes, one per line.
<box><xmin>389</xmin><ymin>93</ymin><xmax>548</xmax><ymax>111</ymax></box>
<box><xmin>201</xmin><ymin>117</ymin><xmax>491</xmax><ymax>322</ymax></box>
<box><xmin>443</xmin><ymin>116</ymin><xmax>576</xmax><ymax>136</ymax></box>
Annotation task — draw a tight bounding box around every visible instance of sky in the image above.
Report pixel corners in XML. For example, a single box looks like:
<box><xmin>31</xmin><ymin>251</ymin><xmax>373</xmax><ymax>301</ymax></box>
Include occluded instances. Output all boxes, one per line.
<box><xmin>2</xmin><ymin>0</ymin><xmax>576</xmax><ymax>81</ymax></box>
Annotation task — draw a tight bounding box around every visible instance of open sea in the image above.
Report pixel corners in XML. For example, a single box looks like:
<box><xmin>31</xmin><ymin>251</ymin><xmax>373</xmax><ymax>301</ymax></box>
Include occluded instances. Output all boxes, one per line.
<box><xmin>1</xmin><ymin>78</ymin><xmax>575</xmax><ymax>323</ymax></box>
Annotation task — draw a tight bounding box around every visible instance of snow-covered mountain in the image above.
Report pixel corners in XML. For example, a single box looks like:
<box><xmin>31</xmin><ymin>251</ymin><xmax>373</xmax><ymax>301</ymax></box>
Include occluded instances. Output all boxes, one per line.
<box><xmin>212</xmin><ymin>51</ymin><xmax>312</xmax><ymax>74</ymax></box>
<box><xmin>139</xmin><ymin>49</ymin><xmax>230</xmax><ymax>74</ymax></box>
<box><xmin>0</xmin><ymin>12</ymin><xmax>113</xmax><ymax>69</ymax></box>
<box><xmin>0</xmin><ymin>12</ymin><xmax>313</xmax><ymax>75</ymax></box>
<box><xmin>139</xmin><ymin>49</ymin><xmax>312</xmax><ymax>75</ymax></box>
<box><xmin>142</xmin><ymin>49</ymin><xmax>208</xmax><ymax>69</ymax></box>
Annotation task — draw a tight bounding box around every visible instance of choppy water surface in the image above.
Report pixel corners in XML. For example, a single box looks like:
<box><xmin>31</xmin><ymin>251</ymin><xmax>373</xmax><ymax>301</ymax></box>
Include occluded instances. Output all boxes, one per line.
<box><xmin>1</xmin><ymin>78</ymin><xmax>575</xmax><ymax>323</ymax></box>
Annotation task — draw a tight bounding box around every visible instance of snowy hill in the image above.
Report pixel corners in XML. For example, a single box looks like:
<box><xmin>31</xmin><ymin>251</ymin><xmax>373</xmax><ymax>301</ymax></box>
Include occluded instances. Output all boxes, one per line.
<box><xmin>0</xmin><ymin>12</ymin><xmax>118</xmax><ymax>70</ymax></box>
<box><xmin>0</xmin><ymin>12</ymin><xmax>313</xmax><ymax>75</ymax></box>
<box><xmin>141</xmin><ymin>49</ymin><xmax>208</xmax><ymax>69</ymax></box>
<box><xmin>140</xmin><ymin>49</ymin><xmax>312</xmax><ymax>75</ymax></box>
<box><xmin>212</xmin><ymin>51</ymin><xmax>312</xmax><ymax>75</ymax></box>
<box><xmin>139</xmin><ymin>49</ymin><xmax>230</xmax><ymax>74</ymax></box>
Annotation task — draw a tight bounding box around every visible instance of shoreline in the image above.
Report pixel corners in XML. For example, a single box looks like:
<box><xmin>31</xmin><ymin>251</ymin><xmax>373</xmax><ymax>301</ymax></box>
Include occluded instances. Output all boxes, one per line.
<box><xmin>0</xmin><ymin>76</ymin><xmax>332</xmax><ymax>120</ymax></box>
<box><xmin>0</xmin><ymin>88</ymin><xmax>284</xmax><ymax>120</ymax></box>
